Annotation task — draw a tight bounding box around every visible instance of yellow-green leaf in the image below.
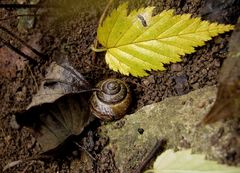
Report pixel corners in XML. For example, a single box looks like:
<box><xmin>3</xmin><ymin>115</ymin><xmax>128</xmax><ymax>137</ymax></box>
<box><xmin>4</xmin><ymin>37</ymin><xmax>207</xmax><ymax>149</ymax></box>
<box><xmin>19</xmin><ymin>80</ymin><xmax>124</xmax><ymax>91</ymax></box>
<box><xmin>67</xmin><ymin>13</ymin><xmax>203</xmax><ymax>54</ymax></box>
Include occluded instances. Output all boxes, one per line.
<box><xmin>145</xmin><ymin>149</ymin><xmax>240</xmax><ymax>173</ymax></box>
<box><xmin>97</xmin><ymin>3</ymin><xmax>234</xmax><ymax>77</ymax></box>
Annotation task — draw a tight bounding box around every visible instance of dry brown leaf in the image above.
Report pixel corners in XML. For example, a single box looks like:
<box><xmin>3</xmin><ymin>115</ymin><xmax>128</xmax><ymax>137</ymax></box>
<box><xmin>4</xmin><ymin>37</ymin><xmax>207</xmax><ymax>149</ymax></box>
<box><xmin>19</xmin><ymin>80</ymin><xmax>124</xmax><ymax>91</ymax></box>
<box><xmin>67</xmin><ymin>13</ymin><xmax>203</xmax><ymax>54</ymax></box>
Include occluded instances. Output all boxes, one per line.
<box><xmin>17</xmin><ymin>61</ymin><xmax>94</xmax><ymax>153</ymax></box>
<box><xmin>27</xmin><ymin>61</ymin><xmax>91</xmax><ymax>108</ymax></box>
<box><xmin>202</xmin><ymin>19</ymin><xmax>240</xmax><ymax>124</ymax></box>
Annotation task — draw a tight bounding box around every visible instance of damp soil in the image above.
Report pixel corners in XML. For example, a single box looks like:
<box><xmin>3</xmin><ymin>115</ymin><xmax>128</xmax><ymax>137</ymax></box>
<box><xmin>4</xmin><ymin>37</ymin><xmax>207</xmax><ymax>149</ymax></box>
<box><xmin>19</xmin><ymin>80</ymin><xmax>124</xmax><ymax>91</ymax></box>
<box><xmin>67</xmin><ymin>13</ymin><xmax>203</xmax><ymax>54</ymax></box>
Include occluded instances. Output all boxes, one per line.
<box><xmin>0</xmin><ymin>0</ymin><xmax>239</xmax><ymax>172</ymax></box>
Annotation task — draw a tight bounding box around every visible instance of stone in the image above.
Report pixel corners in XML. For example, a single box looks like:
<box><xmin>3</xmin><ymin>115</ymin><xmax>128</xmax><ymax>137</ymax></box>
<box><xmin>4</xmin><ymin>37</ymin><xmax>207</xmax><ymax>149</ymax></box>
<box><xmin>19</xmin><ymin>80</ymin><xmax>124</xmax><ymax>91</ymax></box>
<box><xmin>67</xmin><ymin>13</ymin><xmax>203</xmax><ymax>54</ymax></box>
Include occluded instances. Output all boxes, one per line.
<box><xmin>99</xmin><ymin>86</ymin><xmax>240</xmax><ymax>172</ymax></box>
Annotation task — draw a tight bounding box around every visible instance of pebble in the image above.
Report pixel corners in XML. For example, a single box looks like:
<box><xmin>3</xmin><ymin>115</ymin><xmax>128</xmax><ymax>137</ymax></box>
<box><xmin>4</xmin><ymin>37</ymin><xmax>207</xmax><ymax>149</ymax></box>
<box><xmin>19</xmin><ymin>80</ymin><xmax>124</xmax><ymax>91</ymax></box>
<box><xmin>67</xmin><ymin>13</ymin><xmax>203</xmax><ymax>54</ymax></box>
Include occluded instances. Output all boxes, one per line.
<box><xmin>214</xmin><ymin>59</ymin><xmax>221</xmax><ymax>67</ymax></box>
<box><xmin>4</xmin><ymin>135</ymin><xmax>12</xmax><ymax>143</ymax></box>
<box><xmin>171</xmin><ymin>63</ymin><xmax>183</xmax><ymax>72</ymax></box>
<box><xmin>27</xmin><ymin>137</ymin><xmax>36</xmax><ymax>149</ymax></box>
<box><xmin>174</xmin><ymin>75</ymin><xmax>189</xmax><ymax>95</ymax></box>
<box><xmin>137</xmin><ymin>128</ymin><xmax>144</xmax><ymax>134</ymax></box>
<box><xmin>192</xmin><ymin>83</ymin><xmax>200</xmax><ymax>89</ymax></box>
<box><xmin>142</xmin><ymin>75</ymin><xmax>155</xmax><ymax>86</ymax></box>
<box><xmin>142</xmin><ymin>79</ymin><xmax>150</xmax><ymax>86</ymax></box>
<box><xmin>202</xmin><ymin>69</ymin><xmax>208</xmax><ymax>75</ymax></box>
<box><xmin>147</xmin><ymin>75</ymin><xmax>155</xmax><ymax>83</ymax></box>
<box><xmin>10</xmin><ymin>114</ymin><xmax>20</xmax><ymax>129</ymax></box>
<box><xmin>197</xmin><ymin>101</ymin><xmax>206</xmax><ymax>108</ymax></box>
<box><xmin>72</xmin><ymin>150</ymin><xmax>79</xmax><ymax>157</ymax></box>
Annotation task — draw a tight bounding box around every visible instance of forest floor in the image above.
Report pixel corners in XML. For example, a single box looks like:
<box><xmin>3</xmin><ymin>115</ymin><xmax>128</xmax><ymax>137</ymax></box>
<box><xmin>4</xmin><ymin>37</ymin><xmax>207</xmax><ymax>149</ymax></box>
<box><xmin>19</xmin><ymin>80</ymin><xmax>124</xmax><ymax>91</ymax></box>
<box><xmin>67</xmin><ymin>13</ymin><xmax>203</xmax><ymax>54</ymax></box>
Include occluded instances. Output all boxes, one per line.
<box><xmin>0</xmin><ymin>0</ymin><xmax>239</xmax><ymax>172</ymax></box>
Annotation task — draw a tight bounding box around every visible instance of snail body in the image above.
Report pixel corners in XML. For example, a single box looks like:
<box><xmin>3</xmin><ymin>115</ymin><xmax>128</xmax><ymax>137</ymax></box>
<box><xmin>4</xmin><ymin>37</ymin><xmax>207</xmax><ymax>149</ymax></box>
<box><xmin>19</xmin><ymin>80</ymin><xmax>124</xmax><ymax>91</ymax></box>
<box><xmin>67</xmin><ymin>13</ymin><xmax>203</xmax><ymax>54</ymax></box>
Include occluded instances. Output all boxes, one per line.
<box><xmin>90</xmin><ymin>79</ymin><xmax>131</xmax><ymax>121</ymax></box>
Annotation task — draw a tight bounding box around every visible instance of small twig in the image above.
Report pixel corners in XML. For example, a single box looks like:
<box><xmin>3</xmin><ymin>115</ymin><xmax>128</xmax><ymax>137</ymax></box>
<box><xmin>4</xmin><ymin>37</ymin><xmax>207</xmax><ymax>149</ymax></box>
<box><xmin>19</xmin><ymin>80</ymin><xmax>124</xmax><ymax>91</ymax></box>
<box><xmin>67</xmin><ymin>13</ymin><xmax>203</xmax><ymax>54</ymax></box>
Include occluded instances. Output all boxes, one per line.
<box><xmin>3</xmin><ymin>155</ymin><xmax>49</xmax><ymax>172</ymax></box>
<box><xmin>0</xmin><ymin>3</ymin><xmax>57</xmax><ymax>9</ymax></box>
<box><xmin>74</xmin><ymin>142</ymin><xmax>96</xmax><ymax>161</ymax></box>
<box><xmin>33</xmin><ymin>88</ymin><xmax>100</xmax><ymax>98</ymax></box>
<box><xmin>0</xmin><ymin>14</ymin><xmax>41</xmax><ymax>21</ymax></box>
<box><xmin>3</xmin><ymin>160</ymin><xmax>23</xmax><ymax>172</ymax></box>
<box><xmin>0</xmin><ymin>25</ymin><xmax>46</xmax><ymax>59</ymax></box>
<box><xmin>0</xmin><ymin>36</ymin><xmax>38</xmax><ymax>64</ymax></box>
<box><xmin>133</xmin><ymin>140</ymin><xmax>165</xmax><ymax>173</ymax></box>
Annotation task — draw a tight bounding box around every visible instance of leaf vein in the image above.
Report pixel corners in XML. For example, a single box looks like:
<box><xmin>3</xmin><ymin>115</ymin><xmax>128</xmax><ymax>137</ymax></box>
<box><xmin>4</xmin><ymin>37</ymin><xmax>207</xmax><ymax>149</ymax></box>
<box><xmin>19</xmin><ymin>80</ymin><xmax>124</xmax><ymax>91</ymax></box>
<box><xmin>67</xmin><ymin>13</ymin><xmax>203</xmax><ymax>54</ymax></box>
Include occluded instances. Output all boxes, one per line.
<box><xmin>106</xmin><ymin>11</ymin><xmax>123</xmax><ymax>45</ymax></box>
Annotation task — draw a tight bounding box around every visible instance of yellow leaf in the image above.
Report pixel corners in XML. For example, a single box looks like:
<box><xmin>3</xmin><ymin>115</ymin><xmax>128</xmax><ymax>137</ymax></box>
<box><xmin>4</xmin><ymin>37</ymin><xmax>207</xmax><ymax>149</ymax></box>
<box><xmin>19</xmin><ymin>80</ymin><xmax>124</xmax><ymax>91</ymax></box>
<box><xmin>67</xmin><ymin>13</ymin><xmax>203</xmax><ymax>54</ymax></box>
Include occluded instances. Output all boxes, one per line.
<box><xmin>145</xmin><ymin>149</ymin><xmax>240</xmax><ymax>173</ymax></box>
<box><xmin>97</xmin><ymin>3</ymin><xmax>234</xmax><ymax>77</ymax></box>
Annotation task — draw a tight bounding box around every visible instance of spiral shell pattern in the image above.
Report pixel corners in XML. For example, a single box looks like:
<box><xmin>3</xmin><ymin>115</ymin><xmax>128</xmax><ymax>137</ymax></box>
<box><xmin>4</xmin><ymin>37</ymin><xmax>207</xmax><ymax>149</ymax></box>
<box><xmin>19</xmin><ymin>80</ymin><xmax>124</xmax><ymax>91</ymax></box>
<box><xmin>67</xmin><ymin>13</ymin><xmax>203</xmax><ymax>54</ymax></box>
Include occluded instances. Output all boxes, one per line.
<box><xmin>90</xmin><ymin>79</ymin><xmax>131</xmax><ymax>121</ymax></box>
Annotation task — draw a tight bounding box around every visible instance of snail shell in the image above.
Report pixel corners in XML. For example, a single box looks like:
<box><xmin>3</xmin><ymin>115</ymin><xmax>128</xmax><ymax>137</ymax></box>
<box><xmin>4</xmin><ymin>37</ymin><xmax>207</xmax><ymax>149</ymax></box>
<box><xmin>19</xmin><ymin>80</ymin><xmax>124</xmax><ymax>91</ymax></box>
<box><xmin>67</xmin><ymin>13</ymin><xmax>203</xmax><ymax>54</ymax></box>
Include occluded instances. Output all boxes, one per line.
<box><xmin>90</xmin><ymin>79</ymin><xmax>131</xmax><ymax>121</ymax></box>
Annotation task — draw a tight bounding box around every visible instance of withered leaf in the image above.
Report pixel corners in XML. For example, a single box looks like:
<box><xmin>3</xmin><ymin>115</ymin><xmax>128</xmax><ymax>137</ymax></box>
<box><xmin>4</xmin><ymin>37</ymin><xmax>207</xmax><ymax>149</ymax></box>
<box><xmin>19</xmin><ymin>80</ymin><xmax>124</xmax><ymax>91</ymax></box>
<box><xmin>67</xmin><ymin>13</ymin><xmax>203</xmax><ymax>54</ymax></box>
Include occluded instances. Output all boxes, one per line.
<box><xmin>17</xmin><ymin>61</ymin><xmax>94</xmax><ymax>153</ymax></box>
<box><xmin>202</xmin><ymin>20</ymin><xmax>240</xmax><ymax>124</ymax></box>
<box><xmin>27</xmin><ymin>61</ymin><xmax>90</xmax><ymax>108</ymax></box>
<box><xmin>24</xmin><ymin>93</ymin><xmax>94</xmax><ymax>153</ymax></box>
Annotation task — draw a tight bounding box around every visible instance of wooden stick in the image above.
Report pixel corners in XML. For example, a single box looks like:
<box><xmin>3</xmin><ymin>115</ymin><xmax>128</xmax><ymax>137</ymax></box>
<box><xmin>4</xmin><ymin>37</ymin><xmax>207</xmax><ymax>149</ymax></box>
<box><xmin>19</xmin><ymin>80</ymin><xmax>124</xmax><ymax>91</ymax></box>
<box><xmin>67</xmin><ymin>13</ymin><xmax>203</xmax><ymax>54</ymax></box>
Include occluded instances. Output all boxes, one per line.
<box><xmin>0</xmin><ymin>3</ymin><xmax>57</xmax><ymax>9</ymax></box>
<box><xmin>133</xmin><ymin>140</ymin><xmax>165</xmax><ymax>173</ymax></box>
<box><xmin>0</xmin><ymin>36</ymin><xmax>38</xmax><ymax>64</ymax></box>
<box><xmin>0</xmin><ymin>14</ymin><xmax>41</xmax><ymax>21</ymax></box>
<box><xmin>0</xmin><ymin>25</ymin><xmax>46</xmax><ymax>59</ymax></box>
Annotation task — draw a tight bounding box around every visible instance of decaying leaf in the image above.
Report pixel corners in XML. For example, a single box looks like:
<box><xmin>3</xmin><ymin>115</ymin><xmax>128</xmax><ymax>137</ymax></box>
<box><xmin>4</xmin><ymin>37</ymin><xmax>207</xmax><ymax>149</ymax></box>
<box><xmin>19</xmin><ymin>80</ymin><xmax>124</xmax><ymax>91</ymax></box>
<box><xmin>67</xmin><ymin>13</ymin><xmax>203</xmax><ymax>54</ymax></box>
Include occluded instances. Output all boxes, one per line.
<box><xmin>97</xmin><ymin>3</ymin><xmax>234</xmax><ymax>77</ymax></box>
<box><xmin>145</xmin><ymin>149</ymin><xmax>240</xmax><ymax>173</ymax></box>
<box><xmin>17</xmin><ymin>61</ymin><xmax>94</xmax><ymax>153</ymax></box>
<box><xmin>27</xmin><ymin>61</ymin><xmax>90</xmax><ymax>108</ymax></box>
<box><xmin>202</xmin><ymin>19</ymin><xmax>240</xmax><ymax>124</ymax></box>
<box><xmin>23</xmin><ymin>93</ymin><xmax>94</xmax><ymax>153</ymax></box>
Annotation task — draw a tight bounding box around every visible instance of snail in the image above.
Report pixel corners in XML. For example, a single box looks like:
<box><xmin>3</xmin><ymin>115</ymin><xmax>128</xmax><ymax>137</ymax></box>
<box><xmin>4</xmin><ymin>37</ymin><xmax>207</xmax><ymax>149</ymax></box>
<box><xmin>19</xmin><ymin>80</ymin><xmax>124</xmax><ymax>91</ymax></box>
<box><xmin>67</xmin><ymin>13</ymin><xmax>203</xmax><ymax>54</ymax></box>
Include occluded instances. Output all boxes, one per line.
<box><xmin>90</xmin><ymin>78</ymin><xmax>132</xmax><ymax>121</ymax></box>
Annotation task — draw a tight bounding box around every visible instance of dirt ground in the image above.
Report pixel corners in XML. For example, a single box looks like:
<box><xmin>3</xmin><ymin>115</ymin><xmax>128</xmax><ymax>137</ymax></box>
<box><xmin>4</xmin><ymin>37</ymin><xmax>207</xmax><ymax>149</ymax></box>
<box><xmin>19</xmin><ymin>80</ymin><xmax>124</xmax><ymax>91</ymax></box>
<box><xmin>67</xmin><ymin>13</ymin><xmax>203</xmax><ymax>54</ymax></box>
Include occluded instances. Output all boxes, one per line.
<box><xmin>0</xmin><ymin>0</ymin><xmax>239</xmax><ymax>172</ymax></box>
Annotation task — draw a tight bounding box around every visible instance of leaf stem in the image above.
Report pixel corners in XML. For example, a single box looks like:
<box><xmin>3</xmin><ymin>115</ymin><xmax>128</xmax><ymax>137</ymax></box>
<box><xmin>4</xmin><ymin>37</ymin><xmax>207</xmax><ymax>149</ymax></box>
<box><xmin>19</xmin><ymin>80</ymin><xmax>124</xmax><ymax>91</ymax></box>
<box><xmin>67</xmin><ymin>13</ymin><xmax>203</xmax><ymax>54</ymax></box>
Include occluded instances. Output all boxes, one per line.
<box><xmin>90</xmin><ymin>45</ymin><xmax>107</xmax><ymax>52</ymax></box>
